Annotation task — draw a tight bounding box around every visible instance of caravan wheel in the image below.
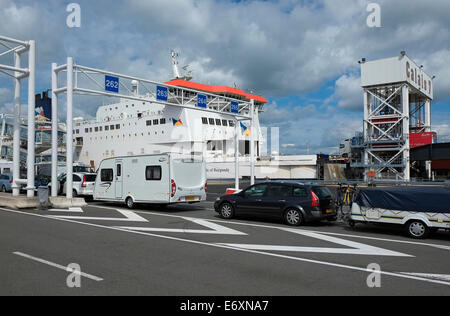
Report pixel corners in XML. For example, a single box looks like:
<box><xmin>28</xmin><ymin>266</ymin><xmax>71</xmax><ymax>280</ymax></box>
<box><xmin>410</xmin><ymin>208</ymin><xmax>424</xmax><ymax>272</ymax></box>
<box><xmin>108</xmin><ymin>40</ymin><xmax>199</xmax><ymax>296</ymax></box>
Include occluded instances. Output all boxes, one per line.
<box><xmin>126</xmin><ymin>197</ymin><xmax>135</xmax><ymax>209</ymax></box>
<box><xmin>406</xmin><ymin>220</ymin><xmax>429</xmax><ymax>239</ymax></box>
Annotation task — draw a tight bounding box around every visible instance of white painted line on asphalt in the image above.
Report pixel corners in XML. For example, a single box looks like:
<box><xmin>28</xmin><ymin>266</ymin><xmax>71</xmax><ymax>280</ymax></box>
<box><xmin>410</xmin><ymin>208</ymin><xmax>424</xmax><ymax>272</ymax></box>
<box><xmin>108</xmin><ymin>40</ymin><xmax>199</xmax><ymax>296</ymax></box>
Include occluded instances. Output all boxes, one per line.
<box><xmin>47</xmin><ymin>207</ymin><xmax>84</xmax><ymax>213</ymax></box>
<box><xmin>220</xmin><ymin>228</ymin><xmax>412</xmax><ymax>257</ymax></box>
<box><xmin>400</xmin><ymin>273</ymin><xmax>450</xmax><ymax>282</ymax></box>
<box><xmin>2</xmin><ymin>208</ymin><xmax>450</xmax><ymax>287</ymax></box>
<box><xmin>13</xmin><ymin>252</ymin><xmax>103</xmax><ymax>282</ymax></box>
<box><xmin>98</xmin><ymin>205</ymin><xmax>450</xmax><ymax>252</ymax></box>
<box><xmin>118</xmin><ymin>217</ymin><xmax>247</xmax><ymax>235</ymax></box>
<box><xmin>51</xmin><ymin>209</ymin><xmax>148</xmax><ymax>222</ymax></box>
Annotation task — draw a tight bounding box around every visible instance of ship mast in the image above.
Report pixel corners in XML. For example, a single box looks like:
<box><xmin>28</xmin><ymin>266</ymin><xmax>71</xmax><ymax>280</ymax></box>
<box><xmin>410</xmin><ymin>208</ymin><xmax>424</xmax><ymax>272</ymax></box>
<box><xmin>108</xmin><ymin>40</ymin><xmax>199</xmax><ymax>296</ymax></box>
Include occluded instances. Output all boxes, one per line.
<box><xmin>171</xmin><ymin>50</ymin><xmax>182</xmax><ymax>79</ymax></box>
<box><xmin>170</xmin><ymin>50</ymin><xmax>193</xmax><ymax>81</ymax></box>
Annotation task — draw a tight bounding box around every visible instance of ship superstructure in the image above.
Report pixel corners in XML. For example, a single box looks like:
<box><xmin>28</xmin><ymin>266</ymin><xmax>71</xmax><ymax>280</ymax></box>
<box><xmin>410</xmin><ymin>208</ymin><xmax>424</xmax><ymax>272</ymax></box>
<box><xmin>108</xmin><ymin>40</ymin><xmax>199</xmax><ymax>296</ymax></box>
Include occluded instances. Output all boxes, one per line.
<box><xmin>73</xmin><ymin>52</ymin><xmax>268</xmax><ymax>173</ymax></box>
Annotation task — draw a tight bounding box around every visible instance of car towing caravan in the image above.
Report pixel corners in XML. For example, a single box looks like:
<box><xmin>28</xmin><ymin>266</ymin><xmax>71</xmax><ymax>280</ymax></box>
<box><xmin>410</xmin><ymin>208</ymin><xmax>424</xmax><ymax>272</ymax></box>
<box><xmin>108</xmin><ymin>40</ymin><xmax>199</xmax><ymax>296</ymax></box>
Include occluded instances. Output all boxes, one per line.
<box><xmin>93</xmin><ymin>154</ymin><xmax>207</xmax><ymax>208</ymax></box>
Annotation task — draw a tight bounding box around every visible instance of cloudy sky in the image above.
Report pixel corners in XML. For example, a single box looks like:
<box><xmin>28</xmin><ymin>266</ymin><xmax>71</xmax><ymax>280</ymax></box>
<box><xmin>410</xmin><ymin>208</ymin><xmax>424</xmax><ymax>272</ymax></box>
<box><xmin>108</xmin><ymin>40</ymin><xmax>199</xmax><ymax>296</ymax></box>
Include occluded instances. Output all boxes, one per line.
<box><xmin>0</xmin><ymin>0</ymin><xmax>449</xmax><ymax>154</ymax></box>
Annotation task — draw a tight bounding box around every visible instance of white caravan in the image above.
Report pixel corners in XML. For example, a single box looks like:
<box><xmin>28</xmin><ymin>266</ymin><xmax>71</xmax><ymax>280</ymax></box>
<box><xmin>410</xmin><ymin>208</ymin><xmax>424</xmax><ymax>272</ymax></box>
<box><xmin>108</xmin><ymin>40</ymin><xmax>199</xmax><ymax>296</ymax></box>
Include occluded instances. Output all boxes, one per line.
<box><xmin>93</xmin><ymin>154</ymin><xmax>207</xmax><ymax>208</ymax></box>
<box><xmin>350</xmin><ymin>187</ymin><xmax>450</xmax><ymax>239</ymax></box>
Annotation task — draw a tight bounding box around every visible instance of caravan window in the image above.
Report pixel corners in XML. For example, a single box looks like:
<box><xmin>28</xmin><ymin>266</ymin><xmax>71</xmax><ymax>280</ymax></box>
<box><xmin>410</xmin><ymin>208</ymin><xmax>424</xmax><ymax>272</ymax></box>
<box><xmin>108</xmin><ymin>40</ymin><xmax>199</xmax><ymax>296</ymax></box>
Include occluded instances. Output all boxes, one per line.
<box><xmin>117</xmin><ymin>164</ymin><xmax>121</xmax><ymax>177</ymax></box>
<box><xmin>146</xmin><ymin>166</ymin><xmax>162</xmax><ymax>181</ymax></box>
<box><xmin>101</xmin><ymin>169</ymin><xmax>113</xmax><ymax>182</ymax></box>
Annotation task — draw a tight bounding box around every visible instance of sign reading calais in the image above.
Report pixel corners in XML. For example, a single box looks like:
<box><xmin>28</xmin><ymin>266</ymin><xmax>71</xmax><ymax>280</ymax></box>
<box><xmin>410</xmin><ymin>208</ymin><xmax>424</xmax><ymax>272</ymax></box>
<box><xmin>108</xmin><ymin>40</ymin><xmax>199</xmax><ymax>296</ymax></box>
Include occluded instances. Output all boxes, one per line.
<box><xmin>361</xmin><ymin>54</ymin><xmax>434</xmax><ymax>100</ymax></box>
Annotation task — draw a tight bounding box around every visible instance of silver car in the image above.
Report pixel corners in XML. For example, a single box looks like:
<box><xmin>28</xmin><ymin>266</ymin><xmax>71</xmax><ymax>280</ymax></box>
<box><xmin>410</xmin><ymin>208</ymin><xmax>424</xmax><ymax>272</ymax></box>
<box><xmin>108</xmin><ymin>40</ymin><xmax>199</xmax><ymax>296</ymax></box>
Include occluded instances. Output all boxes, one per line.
<box><xmin>62</xmin><ymin>172</ymin><xmax>97</xmax><ymax>197</ymax></box>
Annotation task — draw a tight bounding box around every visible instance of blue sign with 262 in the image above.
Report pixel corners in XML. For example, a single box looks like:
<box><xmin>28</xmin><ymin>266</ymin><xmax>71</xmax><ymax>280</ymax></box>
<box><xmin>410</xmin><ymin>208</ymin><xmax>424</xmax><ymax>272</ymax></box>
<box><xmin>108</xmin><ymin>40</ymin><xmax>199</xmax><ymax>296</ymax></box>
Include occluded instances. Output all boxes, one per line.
<box><xmin>105</xmin><ymin>75</ymin><xmax>119</xmax><ymax>93</ymax></box>
<box><xmin>156</xmin><ymin>86</ymin><xmax>169</xmax><ymax>102</ymax></box>
<box><xmin>230</xmin><ymin>101</ymin><xmax>239</xmax><ymax>114</ymax></box>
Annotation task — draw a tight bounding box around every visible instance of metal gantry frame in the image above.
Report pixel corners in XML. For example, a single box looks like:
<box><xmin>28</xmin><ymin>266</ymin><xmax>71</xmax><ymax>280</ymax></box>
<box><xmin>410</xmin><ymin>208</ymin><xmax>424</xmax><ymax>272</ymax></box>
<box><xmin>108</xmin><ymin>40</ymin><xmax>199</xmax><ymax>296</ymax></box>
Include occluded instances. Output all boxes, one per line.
<box><xmin>52</xmin><ymin>57</ymin><xmax>256</xmax><ymax>199</ymax></box>
<box><xmin>0</xmin><ymin>36</ymin><xmax>36</xmax><ymax>197</ymax></box>
<box><xmin>362</xmin><ymin>82</ymin><xmax>432</xmax><ymax>181</ymax></box>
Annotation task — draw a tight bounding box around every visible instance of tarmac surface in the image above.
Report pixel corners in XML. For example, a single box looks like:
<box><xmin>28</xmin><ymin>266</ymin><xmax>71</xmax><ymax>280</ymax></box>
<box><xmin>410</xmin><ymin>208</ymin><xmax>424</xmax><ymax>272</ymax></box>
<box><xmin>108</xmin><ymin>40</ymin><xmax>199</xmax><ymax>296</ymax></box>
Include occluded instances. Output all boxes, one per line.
<box><xmin>0</xmin><ymin>182</ymin><xmax>449</xmax><ymax>296</ymax></box>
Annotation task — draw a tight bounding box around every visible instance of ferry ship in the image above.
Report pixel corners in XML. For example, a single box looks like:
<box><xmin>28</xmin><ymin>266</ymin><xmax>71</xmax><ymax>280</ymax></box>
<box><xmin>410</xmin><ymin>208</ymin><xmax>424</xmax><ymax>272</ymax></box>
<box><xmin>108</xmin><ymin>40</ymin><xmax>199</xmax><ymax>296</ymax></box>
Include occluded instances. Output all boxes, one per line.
<box><xmin>71</xmin><ymin>52</ymin><xmax>319</xmax><ymax>180</ymax></box>
<box><xmin>0</xmin><ymin>52</ymin><xmax>313</xmax><ymax>180</ymax></box>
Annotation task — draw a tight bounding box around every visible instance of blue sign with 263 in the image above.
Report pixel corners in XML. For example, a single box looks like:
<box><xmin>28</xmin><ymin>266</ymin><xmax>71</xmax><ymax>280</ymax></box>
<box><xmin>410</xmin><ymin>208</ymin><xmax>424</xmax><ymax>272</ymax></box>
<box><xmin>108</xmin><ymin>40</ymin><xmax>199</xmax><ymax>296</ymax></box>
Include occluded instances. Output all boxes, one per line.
<box><xmin>105</xmin><ymin>75</ymin><xmax>119</xmax><ymax>93</ymax></box>
<box><xmin>156</xmin><ymin>86</ymin><xmax>169</xmax><ymax>102</ymax></box>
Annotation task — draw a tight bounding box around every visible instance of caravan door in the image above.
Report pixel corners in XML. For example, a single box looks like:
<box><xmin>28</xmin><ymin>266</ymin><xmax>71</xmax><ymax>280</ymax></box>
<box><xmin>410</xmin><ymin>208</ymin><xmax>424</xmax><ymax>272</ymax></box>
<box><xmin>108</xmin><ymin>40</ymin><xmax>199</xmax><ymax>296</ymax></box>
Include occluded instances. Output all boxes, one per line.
<box><xmin>115</xmin><ymin>160</ymin><xmax>123</xmax><ymax>199</ymax></box>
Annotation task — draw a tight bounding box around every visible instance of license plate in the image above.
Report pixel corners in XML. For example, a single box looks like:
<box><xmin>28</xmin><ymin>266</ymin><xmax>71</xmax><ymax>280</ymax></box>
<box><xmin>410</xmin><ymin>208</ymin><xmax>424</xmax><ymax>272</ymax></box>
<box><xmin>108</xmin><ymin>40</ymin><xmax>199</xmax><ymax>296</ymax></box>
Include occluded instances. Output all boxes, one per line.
<box><xmin>326</xmin><ymin>209</ymin><xmax>334</xmax><ymax>214</ymax></box>
<box><xmin>186</xmin><ymin>196</ymin><xmax>195</xmax><ymax>201</ymax></box>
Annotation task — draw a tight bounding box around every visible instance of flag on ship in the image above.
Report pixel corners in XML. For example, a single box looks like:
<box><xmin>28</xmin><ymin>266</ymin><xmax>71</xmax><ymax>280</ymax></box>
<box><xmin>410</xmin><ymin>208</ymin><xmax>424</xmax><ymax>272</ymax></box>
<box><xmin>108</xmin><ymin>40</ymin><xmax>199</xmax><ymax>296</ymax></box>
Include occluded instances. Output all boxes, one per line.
<box><xmin>172</xmin><ymin>118</ymin><xmax>183</xmax><ymax>126</ymax></box>
<box><xmin>240</xmin><ymin>122</ymin><xmax>251</xmax><ymax>136</ymax></box>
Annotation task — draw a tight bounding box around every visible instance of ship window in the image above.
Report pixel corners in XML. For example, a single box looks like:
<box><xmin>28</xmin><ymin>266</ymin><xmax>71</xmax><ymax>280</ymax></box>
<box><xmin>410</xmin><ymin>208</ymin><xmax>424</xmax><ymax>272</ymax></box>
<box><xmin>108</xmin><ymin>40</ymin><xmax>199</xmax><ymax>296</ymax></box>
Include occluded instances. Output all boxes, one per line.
<box><xmin>99</xmin><ymin>127</ymin><xmax>102</xmax><ymax>132</ymax></box>
<box><xmin>146</xmin><ymin>166</ymin><xmax>162</xmax><ymax>181</ymax></box>
<box><xmin>153</xmin><ymin>119</ymin><xmax>159</xmax><ymax>125</ymax></box>
<box><xmin>209</xmin><ymin>118</ymin><xmax>215</xmax><ymax>125</ymax></box>
<box><xmin>229</xmin><ymin>120</ymin><xmax>235</xmax><ymax>127</ymax></box>
<box><xmin>138</xmin><ymin>113</ymin><xmax>143</xmax><ymax>119</ymax></box>
<box><xmin>116</xmin><ymin>124</ymin><xmax>120</xmax><ymax>130</ymax></box>
<box><xmin>110</xmin><ymin>125</ymin><xmax>115</xmax><ymax>130</ymax></box>
<box><xmin>76</xmin><ymin>129</ymin><xmax>80</xmax><ymax>134</ymax></box>
<box><xmin>146</xmin><ymin>120</ymin><xmax>152</xmax><ymax>126</ymax></box>
<box><xmin>95</xmin><ymin>127</ymin><xmax>99</xmax><ymax>132</ymax></box>
<box><xmin>215</xmin><ymin>119</ymin><xmax>221</xmax><ymax>126</ymax></box>
<box><xmin>100</xmin><ymin>169</ymin><xmax>113</xmax><ymax>182</ymax></box>
<box><xmin>85</xmin><ymin>128</ymin><xmax>89</xmax><ymax>133</ymax></box>
<box><xmin>222</xmin><ymin>120</ymin><xmax>228</xmax><ymax>127</ymax></box>
<box><xmin>160</xmin><ymin>118</ymin><xmax>166</xmax><ymax>125</ymax></box>
<box><xmin>105</xmin><ymin>126</ymin><xmax>109</xmax><ymax>131</ymax></box>
<box><xmin>202</xmin><ymin>117</ymin><xmax>208</xmax><ymax>125</ymax></box>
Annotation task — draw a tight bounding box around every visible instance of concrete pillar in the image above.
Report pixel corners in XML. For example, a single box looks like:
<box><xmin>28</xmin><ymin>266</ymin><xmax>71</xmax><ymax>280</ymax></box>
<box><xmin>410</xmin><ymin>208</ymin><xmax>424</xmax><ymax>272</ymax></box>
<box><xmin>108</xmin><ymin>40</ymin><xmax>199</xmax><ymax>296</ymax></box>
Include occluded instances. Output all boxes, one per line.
<box><xmin>12</xmin><ymin>52</ymin><xmax>21</xmax><ymax>196</ymax></box>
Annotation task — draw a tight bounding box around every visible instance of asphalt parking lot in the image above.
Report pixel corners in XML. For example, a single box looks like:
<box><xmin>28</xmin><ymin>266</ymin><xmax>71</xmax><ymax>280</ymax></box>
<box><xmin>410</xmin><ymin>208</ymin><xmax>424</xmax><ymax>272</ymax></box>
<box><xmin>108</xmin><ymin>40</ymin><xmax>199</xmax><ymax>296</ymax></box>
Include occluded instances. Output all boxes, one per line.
<box><xmin>0</xmin><ymin>183</ymin><xmax>449</xmax><ymax>296</ymax></box>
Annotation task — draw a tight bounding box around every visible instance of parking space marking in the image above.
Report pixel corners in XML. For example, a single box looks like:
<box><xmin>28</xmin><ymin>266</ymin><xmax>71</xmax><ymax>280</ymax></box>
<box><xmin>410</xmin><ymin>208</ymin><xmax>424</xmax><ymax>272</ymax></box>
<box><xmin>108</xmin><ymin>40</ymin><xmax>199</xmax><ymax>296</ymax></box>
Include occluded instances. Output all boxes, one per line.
<box><xmin>13</xmin><ymin>252</ymin><xmax>103</xmax><ymax>282</ymax></box>
<box><xmin>400</xmin><ymin>273</ymin><xmax>450</xmax><ymax>282</ymax></box>
<box><xmin>102</xmin><ymin>206</ymin><xmax>450</xmax><ymax>252</ymax></box>
<box><xmin>51</xmin><ymin>209</ymin><xmax>148</xmax><ymax>222</ymax></box>
<box><xmin>118</xmin><ymin>217</ymin><xmax>246</xmax><ymax>235</ymax></box>
<box><xmin>2</xmin><ymin>207</ymin><xmax>450</xmax><ymax>287</ymax></box>
<box><xmin>47</xmin><ymin>207</ymin><xmax>84</xmax><ymax>213</ymax></box>
<box><xmin>221</xmin><ymin>228</ymin><xmax>412</xmax><ymax>257</ymax></box>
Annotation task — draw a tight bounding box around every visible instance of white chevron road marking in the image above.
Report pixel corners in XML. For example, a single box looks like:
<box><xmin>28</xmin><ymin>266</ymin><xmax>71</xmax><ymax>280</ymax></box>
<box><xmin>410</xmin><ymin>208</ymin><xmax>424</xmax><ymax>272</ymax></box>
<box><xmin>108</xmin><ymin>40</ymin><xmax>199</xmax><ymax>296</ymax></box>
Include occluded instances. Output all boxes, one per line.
<box><xmin>50</xmin><ymin>209</ymin><xmax>148</xmax><ymax>222</ymax></box>
<box><xmin>118</xmin><ymin>217</ymin><xmax>247</xmax><ymax>236</ymax></box>
<box><xmin>219</xmin><ymin>228</ymin><xmax>412</xmax><ymax>257</ymax></box>
<box><xmin>47</xmin><ymin>207</ymin><xmax>84</xmax><ymax>213</ymax></box>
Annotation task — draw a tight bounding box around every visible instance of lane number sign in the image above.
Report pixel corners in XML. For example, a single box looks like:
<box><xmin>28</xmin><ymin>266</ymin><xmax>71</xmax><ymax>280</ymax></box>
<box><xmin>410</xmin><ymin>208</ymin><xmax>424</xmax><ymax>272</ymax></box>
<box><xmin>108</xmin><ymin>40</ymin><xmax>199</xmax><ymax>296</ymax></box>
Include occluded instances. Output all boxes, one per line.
<box><xmin>197</xmin><ymin>94</ymin><xmax>207</xmax><ymax>108</ymax></box>
<box><xmin>156</xmin><ymin>86</ymin><xmax>169</xmax><ymax>102</ymax></box>
<box><xmin>105</xmin><ymin>75</ymin><xmax>119</xmax><ymax>93</ymax></box>
<box><xmin>231</xmin><ymin>101</ymin><xmax>239</xmax><ymax>114</ymax></box>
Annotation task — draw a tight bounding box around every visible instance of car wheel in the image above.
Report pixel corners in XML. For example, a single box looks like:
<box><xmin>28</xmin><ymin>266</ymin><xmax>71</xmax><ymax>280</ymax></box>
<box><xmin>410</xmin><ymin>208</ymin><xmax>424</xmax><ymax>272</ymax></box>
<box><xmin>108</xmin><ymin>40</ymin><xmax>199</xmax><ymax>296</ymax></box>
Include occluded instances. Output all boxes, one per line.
<box><xmin>219</xmin><ymin>202</ymin><xmax>234</xmax><ymax>219</ymax></box>
<box><xmin>406</xmin><ymin>220</ymin><xmax>429</xmax><ymax>239</ymax></box>
<box><xmin>284</xmin><ymin>208</ymin><xmax>303</xmax><ymax>226</ymax></box>
<box><xmin>72</xmin><ymin>190</ymin><xmax>78</xmax><ymax>198</ymax></box>
<box><xmin>126</xmin><ymin>197</ymin><xmax>135</xmax><ymax>209</ymax></box>
<box><xmin>1</xmin><ymin>185</ymin><xmax>6</xmax><ymax>193</ymax></box>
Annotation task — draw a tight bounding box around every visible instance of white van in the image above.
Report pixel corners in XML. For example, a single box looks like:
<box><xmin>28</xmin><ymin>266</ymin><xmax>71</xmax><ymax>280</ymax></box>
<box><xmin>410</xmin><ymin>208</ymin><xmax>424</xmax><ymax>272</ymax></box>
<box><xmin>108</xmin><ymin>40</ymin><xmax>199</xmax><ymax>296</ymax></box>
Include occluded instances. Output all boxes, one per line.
<box><xmin>93</xmin><ymin>154</ymin><xmax>207</xmax><ymax>208</ymax></box>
